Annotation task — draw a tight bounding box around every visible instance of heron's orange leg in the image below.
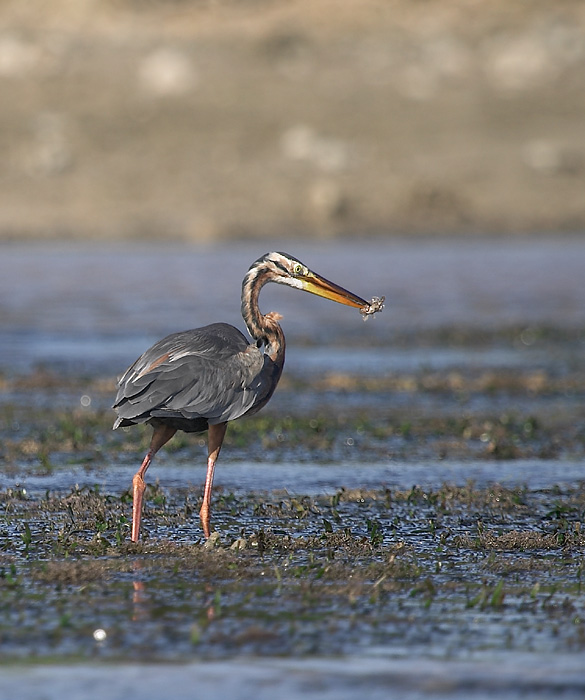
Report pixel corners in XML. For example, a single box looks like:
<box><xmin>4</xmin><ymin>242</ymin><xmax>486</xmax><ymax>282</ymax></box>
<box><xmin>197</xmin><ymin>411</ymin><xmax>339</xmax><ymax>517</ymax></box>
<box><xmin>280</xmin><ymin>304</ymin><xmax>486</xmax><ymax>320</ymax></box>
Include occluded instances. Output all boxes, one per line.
<box><xmin>131</xmin><ymin>424</ymin><xmax>176</xmax><ymax>542</ymax></box>
<box><xmin>200</xmin><ymin>422</ymin><xmax>228</xmax><ymax>538</ymax></box>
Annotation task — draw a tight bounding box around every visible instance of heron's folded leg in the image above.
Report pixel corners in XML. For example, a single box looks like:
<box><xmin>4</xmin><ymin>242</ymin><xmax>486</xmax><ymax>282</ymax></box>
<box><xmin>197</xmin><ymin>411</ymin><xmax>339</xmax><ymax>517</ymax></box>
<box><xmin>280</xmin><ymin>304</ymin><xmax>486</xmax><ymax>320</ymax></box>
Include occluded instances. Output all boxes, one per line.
<box><xmin>200</xmin><ymin>422</ymin><xmax>228</xmax><ymax>538</ymax></box>
<box><xmin>131</xmin><ymin>423</ymin><xmax>176</xmax><ymax>542</ymax></box>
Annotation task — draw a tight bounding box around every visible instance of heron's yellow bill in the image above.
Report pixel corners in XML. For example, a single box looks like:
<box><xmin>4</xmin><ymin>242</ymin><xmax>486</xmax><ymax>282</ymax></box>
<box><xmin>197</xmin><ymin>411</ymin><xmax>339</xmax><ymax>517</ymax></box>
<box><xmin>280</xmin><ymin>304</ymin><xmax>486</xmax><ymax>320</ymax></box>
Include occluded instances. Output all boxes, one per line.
<box><xmin>301</xmin><ymin>271</ymin><xmax>369</xmax><ymax>310</ymax></box>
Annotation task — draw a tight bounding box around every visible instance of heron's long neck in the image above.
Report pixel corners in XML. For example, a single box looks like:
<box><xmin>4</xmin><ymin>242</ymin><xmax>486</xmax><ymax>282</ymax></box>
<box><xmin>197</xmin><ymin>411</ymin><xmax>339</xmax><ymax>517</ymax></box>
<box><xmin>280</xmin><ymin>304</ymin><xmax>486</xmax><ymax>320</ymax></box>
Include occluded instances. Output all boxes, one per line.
<box><xmin>241</xmin><ymin>264</ymin><xmax>285</xmax><ymax>365</ymax></box>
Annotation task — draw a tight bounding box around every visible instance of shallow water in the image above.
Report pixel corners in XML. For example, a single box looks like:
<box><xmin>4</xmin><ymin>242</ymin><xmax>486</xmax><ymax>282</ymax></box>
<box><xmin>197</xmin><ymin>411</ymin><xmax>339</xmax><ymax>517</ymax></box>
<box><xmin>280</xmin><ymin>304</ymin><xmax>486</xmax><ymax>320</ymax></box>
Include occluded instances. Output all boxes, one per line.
<box><xmin>3</xmin><ymin>459</ymin><xmax>585</xmax><ymax>498</ymax></box>
<box><xmin>0</xmin><ymin>236</ymin><xmax>584</xmax><ymax>698</ymax></box>
<box><xmin>0</xmin><ymin>235</ymin><xmax>584</xmax><ymax>374</ymax></box>
<box><xmin>3</xmin><ymin>654</ymin><xmax>585</xmax><ymax>700</ymax></box>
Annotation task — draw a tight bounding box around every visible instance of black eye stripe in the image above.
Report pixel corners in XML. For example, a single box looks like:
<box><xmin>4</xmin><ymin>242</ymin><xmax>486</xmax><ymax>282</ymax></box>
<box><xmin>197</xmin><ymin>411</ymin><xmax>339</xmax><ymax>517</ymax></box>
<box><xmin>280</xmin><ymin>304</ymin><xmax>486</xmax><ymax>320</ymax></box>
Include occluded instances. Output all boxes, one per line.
<box><xmin>271</xmin><ymin>260</ymin><xmax>290</xmax><ymax>275</ymax></box>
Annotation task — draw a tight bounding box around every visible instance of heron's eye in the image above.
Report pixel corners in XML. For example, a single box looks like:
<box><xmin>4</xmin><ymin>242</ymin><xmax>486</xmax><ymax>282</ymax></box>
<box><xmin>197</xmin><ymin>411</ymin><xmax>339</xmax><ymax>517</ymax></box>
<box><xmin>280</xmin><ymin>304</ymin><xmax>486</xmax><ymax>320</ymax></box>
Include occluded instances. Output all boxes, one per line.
<box><xmin>293</xmin><ymin>263</ymin><xmax>303</xmax><ymax>275</ymax></box>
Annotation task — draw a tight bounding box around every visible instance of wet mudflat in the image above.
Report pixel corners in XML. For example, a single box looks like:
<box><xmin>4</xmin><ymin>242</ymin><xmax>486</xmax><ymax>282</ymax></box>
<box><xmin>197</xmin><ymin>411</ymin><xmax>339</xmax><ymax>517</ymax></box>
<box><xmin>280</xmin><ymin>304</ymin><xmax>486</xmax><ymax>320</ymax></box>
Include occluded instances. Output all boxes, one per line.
<box><xmin>2</xmin><ymin>460</ymin><xmax>585</xmax><ymax>659</ymax></box>
<box><xmin>0</xmin><ymin>238</ymin><xmax>584</xmax><ymax>698</ymax></box>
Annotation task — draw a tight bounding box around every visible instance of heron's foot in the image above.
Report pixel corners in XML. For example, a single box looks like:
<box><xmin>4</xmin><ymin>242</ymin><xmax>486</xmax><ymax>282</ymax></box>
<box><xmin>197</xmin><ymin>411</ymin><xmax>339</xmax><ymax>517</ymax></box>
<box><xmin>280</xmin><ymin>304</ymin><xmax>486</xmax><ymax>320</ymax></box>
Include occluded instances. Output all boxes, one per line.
<box><xmin>131</xmin><ymin>473</ymin><xmax>147</xmax><ymax>542</ymax></box>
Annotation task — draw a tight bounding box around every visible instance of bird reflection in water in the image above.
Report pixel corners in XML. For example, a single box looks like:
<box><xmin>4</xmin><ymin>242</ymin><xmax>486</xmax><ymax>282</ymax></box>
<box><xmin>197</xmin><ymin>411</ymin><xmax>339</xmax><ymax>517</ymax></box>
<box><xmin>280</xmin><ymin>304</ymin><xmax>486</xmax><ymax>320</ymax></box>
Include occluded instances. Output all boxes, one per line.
<box><xmin>131</xmin><ymin>563</ymin><xmax>216</xmax><ymax>624</ymax></box>
<box><xmin>131</xmin><ymin>560</ymin><xmax>147</xmax><ymax>621</ymax></box>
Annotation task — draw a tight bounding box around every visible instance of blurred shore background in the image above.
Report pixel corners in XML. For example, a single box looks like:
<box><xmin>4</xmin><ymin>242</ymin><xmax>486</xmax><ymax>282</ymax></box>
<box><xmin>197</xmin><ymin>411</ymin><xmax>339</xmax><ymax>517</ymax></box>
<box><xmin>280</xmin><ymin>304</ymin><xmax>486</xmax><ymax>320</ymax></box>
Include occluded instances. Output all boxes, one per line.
<box><xmin>0</xmin><ymin>0</ymin><xmax>584</xmax><ymax>242</ymax></box>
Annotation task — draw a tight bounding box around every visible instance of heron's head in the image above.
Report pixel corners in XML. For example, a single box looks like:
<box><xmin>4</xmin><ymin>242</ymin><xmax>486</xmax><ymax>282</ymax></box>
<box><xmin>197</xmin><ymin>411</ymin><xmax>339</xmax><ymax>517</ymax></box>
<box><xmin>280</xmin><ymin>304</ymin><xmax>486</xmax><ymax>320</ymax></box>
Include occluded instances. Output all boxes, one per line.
<box><xmin>251</xmin><ymin>251</ymin><xmax>370</xmax><ymax>310</ymax></box>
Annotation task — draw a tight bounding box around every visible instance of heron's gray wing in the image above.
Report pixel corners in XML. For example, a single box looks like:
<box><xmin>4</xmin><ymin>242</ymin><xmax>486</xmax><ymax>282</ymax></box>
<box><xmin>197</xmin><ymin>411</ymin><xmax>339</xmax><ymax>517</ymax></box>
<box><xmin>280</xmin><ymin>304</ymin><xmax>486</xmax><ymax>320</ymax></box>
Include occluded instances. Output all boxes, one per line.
<box><xmin>113</xmin><ymin>323</ymin><xmax>274</xmax><ymax>427</ymax></box>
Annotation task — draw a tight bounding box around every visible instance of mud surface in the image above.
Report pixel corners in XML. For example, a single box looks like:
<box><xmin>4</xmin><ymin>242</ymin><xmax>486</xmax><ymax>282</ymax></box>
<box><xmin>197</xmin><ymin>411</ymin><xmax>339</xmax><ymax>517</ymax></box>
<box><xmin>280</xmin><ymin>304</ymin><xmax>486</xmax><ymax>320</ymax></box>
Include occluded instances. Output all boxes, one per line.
<box><xmin>2</xmin><ymin>467</ymin><xmax>585</xmax><ymax>659</ymax></box>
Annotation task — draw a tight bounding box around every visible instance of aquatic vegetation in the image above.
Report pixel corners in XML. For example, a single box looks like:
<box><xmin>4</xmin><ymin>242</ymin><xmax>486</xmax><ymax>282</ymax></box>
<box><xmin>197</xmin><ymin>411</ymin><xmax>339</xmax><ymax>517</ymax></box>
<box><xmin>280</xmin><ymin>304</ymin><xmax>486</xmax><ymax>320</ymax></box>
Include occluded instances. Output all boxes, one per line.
<box><xmin>0</xmin><ymin>478</ymin><xmax>584</xmax><ymax>661</ymax></box>
<box><xmin>0</xmin><ymin>317</ymin><xmax>583</xmax><ymax>663</ymax></box>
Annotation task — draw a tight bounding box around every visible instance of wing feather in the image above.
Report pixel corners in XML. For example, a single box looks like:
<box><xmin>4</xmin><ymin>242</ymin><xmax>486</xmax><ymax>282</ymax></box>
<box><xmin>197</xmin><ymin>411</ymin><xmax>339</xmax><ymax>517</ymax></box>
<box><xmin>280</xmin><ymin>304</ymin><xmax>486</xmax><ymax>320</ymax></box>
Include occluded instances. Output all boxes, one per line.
<box><xmin>113</xmin><ymin>323</ymin><xmax>275</xmax><ymax>430</ymax></box>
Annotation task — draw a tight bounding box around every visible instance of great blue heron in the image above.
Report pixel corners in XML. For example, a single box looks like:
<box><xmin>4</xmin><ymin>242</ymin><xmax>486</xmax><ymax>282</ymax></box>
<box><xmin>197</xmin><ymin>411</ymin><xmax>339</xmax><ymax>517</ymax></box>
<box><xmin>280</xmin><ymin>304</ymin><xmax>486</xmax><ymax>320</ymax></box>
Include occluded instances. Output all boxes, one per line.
<box><xmin>113</xmin><ymin>251</ymin><xmax>383</xmax><ymax>541</ymax></box>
